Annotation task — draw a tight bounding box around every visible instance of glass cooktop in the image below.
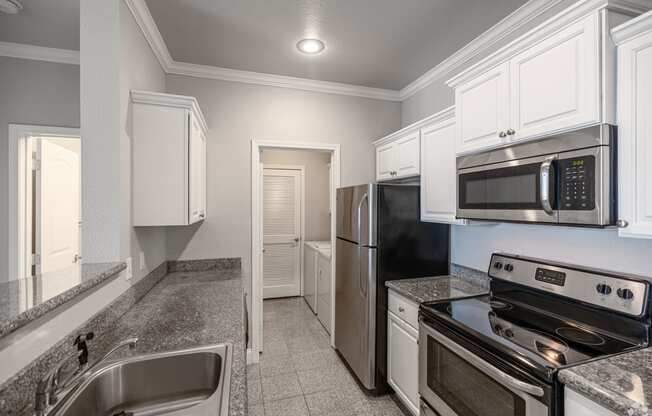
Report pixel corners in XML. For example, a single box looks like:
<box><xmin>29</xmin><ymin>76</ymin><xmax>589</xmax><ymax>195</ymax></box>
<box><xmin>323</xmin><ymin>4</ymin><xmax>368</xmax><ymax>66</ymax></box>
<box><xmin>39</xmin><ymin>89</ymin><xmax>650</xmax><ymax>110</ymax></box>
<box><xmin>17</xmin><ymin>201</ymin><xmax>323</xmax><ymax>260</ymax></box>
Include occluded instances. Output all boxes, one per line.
<box><xmin>421</xmin><ymin>294</ymin><xmax>642</xmax><ymax>371</ymax></box>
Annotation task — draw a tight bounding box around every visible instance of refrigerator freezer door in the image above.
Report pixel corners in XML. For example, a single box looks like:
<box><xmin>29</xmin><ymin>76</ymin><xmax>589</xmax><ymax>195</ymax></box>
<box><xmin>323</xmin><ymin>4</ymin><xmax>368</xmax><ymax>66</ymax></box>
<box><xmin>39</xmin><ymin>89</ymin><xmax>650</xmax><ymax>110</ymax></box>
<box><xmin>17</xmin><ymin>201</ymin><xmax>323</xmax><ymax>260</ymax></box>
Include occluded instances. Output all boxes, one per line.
<box><xmin>335</xmin><ymin>237</ymin><xmax>377</xmax><ymax>389</ymax></box>
<box><xmin>336</xmin><ymin>184</ymin><xmax>376</xmax><ymax>246</ymax></box>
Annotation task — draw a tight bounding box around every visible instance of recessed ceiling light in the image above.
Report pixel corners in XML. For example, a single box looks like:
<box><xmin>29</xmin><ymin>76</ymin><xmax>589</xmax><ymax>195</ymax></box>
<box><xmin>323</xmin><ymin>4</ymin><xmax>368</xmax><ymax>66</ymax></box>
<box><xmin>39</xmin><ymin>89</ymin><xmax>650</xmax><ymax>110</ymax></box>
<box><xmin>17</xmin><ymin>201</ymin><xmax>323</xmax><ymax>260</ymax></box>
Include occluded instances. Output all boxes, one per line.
<box><xmin>296</xmin><ymin>38</ymin><xmax>325</xmax><ymax>55</ymax></box>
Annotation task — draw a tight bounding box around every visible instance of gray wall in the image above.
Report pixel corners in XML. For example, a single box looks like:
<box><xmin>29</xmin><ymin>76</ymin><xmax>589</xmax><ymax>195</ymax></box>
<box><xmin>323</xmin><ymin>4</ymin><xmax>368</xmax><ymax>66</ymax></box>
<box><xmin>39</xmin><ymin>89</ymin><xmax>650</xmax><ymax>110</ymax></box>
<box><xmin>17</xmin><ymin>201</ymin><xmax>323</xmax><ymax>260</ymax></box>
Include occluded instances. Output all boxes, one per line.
<box><xmin>164</xmin><ymin>74</ymin><xmax>401</xmax><ymax>299</ymax></box>
<box><xmin>119</xmin><ymin>0</ymin><xmax>167</xmax><ymax>280</ymax></box>
<box><xmin>400</xmin><ymin>0</ymin><xmax>652</xmax><ymax>275</ymax></box>
<box><xmin>0</xmin><ymin>57</ymin><xmax>80</xmax><ymax>282</ymax></box>
<box><xmin>262</xmin><ymin>149</ymin><xmax>332</xmax><ymax>241</ymax></box>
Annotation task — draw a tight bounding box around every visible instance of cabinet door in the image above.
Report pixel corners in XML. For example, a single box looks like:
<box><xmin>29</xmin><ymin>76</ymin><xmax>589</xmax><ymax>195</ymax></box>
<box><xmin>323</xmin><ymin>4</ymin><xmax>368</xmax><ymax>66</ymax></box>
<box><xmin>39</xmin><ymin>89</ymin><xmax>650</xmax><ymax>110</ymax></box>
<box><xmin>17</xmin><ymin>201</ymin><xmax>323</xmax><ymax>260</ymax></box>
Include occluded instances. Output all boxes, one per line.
<box><xmin>376</xmin><ymin>142</ymin><xmax>396</xmax><ymax>181</ymax></box>
<box><xmin>396</xmin><ymin>131</ymin><xmax>420</xmax><ymax>178</ymax></box>
<box><xmin>455</xmin><ymin>62</ymin><xmax>509</xmax><ymax>154</ymax></box>
<box><xmin>188</xmin><ymin>112</ymin><xmax>204</xmax><ymax>224</ymax></box>
<box><xmin>509</xmin><ymin>14</ymin><xmax>600</xmax><ymax>142</ymax></box>
<box><xmin>617</xmin><ymin>29</ymin><xmax>652</xmax><ymax>238</ymax></box>
<box><xmin>420</xmin><ymin>118</ymin><xmax>464</xmax><ymax>224</ymax></box>
<box><xmin>387</xmin><ymin>312</ymin><xmax>419</xmax><ymax>415</ymax></box>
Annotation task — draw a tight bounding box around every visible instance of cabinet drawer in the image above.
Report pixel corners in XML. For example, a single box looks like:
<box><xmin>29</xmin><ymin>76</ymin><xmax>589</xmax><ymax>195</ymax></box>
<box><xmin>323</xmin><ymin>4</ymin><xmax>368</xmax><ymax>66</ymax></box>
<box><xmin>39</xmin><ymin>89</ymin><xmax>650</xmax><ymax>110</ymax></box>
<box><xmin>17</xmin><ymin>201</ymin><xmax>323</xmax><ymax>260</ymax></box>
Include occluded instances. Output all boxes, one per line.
<box><xmin>388</xmin><ymin>289</ymin><xmax>419</xmax><ymax>329</ymax></box>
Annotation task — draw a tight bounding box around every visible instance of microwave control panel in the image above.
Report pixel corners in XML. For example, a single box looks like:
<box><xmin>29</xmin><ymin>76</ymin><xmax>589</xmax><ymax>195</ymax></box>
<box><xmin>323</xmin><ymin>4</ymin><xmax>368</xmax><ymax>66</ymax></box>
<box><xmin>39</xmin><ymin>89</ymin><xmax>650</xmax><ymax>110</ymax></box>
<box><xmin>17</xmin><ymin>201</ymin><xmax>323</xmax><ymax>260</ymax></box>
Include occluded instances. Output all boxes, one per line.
<box><xmin>558</xmin><ymin>156</ymin><xmax>595</xmax><ymax>211</ymax></box>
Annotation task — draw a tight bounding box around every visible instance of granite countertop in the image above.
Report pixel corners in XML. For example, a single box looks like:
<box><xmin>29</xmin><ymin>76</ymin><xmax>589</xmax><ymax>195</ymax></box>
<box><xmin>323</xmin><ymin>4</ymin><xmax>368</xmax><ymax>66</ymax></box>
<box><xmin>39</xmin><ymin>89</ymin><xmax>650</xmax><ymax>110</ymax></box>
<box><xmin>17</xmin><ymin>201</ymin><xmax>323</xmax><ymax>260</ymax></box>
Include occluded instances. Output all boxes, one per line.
<box><xmin>559</xmin><ymin>348</ymin><xmax>652</xmax><ymax>416</ymax></box>
<box><xmin>98</xmin><ymin>268</ymin><xmax>247</xmax><ymax>416</ymax></box>
<box><xmin>0</xmin><ymin>262</ymin><xmax>126</xmax><ymax>338</ymax></box>
<box><xmin>385</xmin><ymin>275</ymin><xmax>489</xmax><ymax>304</ymax></box>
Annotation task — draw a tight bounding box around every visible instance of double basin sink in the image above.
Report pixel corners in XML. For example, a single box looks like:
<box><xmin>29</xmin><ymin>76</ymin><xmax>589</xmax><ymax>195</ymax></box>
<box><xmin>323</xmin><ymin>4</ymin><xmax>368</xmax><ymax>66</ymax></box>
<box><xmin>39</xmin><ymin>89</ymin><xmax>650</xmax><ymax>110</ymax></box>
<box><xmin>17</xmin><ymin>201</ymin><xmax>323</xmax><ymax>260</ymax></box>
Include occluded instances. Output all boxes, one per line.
<box><xmin>49</xmin><ymin>344</ymin><xmax>231</xmax><ymax>416</ymax></box>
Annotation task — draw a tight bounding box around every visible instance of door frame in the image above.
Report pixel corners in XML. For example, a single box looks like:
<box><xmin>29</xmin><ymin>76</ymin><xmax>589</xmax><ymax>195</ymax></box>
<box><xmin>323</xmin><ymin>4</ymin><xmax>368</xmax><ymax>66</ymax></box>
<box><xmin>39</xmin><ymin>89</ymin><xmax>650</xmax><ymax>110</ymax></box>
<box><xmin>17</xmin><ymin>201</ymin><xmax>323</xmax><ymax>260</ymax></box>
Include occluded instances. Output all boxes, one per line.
<box><xmin>251</xmin><ymin>140</ymin><xmax>340</xmax><ymax>363</ymax></box>
<box><xmin>261</xmin><ymin>164</ymin><xmax>306</xmax><ymax>298</ymax></box>
<box><xmin>7</xmin><ymin>124</ymin><xmax>81</xmax><ymax>281</ymax></box>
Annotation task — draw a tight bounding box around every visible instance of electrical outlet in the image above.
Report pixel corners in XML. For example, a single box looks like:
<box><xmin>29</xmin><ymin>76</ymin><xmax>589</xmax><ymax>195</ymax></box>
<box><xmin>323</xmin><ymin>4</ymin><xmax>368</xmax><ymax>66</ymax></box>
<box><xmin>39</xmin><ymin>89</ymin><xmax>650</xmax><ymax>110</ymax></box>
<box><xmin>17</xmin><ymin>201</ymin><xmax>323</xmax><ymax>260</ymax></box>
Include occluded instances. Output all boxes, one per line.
<box><xmin>125</xmin><ymin>257</ymin><xmax>133</xmax><ymax>281</ymax></box>
<box><xmin>139</xmin><ymin>252</ymin><xmax>145</xmax><ymax>271</ymax></box>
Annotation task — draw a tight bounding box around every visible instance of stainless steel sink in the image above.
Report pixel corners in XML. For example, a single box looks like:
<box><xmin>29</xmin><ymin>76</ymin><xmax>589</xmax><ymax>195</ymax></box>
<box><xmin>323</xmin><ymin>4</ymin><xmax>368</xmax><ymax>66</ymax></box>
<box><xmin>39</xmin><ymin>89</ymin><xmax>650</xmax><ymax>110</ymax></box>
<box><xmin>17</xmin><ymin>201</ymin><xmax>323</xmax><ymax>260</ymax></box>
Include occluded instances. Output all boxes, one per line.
<box><xmin>50</xmin><ymin>344</ymin><xmax>231</xmax><ymax>416</ymax></box>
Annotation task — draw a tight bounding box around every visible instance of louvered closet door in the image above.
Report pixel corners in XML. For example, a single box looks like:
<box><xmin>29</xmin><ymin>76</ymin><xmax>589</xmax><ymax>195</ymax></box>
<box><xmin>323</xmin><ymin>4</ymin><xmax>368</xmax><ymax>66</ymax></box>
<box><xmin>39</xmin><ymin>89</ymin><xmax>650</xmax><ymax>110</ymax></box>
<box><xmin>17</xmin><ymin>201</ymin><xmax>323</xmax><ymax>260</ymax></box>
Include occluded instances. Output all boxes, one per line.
<box><xmin>263</xmin><ymin>169</ymin><xmax>301</xmax><ymax>298</ymax></box>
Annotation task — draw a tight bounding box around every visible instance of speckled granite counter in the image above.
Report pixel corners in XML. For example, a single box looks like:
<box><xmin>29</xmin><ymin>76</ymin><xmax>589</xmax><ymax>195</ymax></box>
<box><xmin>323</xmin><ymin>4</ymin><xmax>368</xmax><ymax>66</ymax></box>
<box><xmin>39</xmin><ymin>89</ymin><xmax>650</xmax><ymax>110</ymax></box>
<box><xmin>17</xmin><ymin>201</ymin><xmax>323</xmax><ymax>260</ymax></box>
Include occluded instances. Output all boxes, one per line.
<box><xmin>385</xmin><ymin>264</ymin><xmax>489</xmax><ymax>304</ymax></box>
<box><xmin>0</xmin><ymin>262</ymin><xmax>126</xmax><ymax>338</ymax></box>
<box><xmin>101</xmin><ymin>268</ymin><xmax>247</xmax><ymax>416</ymax></box>
<box><xmin>559</xmin><ymin>348</ymin><xmax>652</xmax><ymax>416</ymax></box>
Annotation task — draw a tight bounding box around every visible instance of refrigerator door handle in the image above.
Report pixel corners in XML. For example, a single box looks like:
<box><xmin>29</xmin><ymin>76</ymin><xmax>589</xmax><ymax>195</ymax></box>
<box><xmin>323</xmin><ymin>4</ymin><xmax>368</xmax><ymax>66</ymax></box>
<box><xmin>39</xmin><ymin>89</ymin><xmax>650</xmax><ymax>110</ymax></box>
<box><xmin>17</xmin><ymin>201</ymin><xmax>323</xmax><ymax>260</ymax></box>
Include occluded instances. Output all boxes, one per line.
<box><xmin>357</xmin><ymin>192</ymin><xmax>368</xmax><ymax>296</ymax></box>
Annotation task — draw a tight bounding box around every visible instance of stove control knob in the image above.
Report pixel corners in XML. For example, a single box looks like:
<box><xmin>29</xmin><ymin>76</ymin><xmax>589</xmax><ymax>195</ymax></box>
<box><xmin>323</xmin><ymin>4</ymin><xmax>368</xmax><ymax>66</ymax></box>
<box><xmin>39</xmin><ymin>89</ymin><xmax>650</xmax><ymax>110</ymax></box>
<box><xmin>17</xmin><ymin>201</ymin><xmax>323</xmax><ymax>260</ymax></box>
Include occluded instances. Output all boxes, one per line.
<box><xmin>596</xmin><ymin>283</ymin><xmax>612</xmax><ymax>296</ymax></box>
<box><xmin>504</xmin><ymin>264</ymin><xmax>514</xmax><ymax>272</ymax></box>
<box><xmin>494</xmin><ymin>261</ymin><xmax>503</xmax><ymax>270</ymax></box>
<box><xmin>617</xmin><ymin>288</ymin><xmax>634</xmax><ymax>301</ymax></box>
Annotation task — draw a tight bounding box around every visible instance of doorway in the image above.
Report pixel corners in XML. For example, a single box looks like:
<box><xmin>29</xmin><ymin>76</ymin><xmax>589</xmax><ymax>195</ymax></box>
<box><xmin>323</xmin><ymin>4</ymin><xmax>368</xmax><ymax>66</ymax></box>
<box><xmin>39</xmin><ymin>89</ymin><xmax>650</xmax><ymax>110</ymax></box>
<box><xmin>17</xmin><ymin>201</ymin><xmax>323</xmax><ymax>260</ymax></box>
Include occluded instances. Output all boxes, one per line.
<box><xmin>8</xmin><ymin>125</ymin><xmax>81</xmax><ymax>280</ymax></box>
<box><xmin>251</xmin><ymin>141</ymin><xmax>340</xmax><ymax>363</ymax></box>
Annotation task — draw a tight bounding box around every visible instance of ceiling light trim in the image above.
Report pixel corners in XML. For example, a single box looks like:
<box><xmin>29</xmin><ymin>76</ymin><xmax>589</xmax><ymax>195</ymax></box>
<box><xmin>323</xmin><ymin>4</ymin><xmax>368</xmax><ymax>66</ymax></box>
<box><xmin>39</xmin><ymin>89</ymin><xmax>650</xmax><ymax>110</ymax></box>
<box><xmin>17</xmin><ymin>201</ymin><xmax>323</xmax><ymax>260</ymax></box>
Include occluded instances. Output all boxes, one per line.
<box><xmin>0</xmin><ymin>41</ymin><xmax>79</xmax><ymax>65</ymax></box>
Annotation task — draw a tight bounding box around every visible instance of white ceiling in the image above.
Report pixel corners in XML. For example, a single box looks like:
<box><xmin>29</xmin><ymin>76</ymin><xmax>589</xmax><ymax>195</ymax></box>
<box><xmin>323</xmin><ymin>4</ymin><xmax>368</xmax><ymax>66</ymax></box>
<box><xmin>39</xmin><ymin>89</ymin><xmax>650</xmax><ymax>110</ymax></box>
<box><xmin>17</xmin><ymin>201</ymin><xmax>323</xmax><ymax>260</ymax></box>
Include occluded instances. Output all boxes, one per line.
<box><xmin>145</xmin><ymin>0</ymin><xmax>529</xmax><ymax>90</ymax></box>
<box><xmin>0</xmin><ymin>0</ymin><xmax>79</xmax><ymax>50</ymax></box>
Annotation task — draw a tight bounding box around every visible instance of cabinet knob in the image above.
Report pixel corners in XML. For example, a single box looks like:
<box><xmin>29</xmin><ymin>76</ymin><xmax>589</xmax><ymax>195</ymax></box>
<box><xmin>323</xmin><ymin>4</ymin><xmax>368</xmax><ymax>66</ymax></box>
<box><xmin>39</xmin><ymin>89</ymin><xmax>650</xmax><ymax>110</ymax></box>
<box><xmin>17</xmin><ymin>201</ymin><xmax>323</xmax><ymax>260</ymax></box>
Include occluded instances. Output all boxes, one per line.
<box><xmin>499</xmin><ymin>131</ymin><xmax>507</xmax><ymax>138</ymax></box>
<box><xmin>398</xmin><ymin>306</ymin><xmax>405</xmax><ymax>313</ymax></box>
<box><xmin>506</xmin><ymin>129</ymin><xmax>516</xmax><ymax>136</ymax></box>
<box><xmin>617</xmin><ymin>219</ymin><xmax>629</xmax><ymax>228</ymax></box>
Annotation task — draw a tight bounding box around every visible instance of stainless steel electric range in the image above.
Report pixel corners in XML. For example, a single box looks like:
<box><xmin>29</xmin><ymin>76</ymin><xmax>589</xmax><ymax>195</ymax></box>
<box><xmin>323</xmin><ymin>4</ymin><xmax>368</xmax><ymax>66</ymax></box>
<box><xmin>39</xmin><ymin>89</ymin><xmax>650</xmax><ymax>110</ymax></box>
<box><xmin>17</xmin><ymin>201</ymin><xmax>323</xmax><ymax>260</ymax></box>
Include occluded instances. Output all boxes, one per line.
<box><xmin>418</xmin><ymin>253</ymin><xmax>652</xmax><ymax>416</ymax></box>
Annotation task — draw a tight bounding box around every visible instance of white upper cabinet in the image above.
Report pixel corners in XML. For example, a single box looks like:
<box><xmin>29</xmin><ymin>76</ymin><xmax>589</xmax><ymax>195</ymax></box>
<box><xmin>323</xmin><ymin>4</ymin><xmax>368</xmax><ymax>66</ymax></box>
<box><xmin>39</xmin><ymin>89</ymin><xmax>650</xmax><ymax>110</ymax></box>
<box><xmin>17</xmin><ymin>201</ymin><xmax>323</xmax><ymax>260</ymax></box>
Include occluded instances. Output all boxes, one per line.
<box><xmin>613</xmin><ymin>11</ymin><xmax>652</xmax><ymax>238</ymax></box>
<box><xmin>420</xmin><ymin>107</ymin><xmax>466</xmax><ymax>225</ymax></box>
<box><xmin>509</xmin><ymin>14</ymin><xmax>600</xmax><ymax>141</ymax></box>
<box><xmin>131</xmin><ymin>91</ymin><xmax>208</xmax><ymax>226</ymax></box>
<box><xmin>455</xmin><ymin>63</ymin><xmax>510</xmax><ymax>154</ymax></box>
<box><xmin>374</xmin><ymin>128</ymin><xmax>420</xmax><ymax>181</ymax></box>
<box><xmin>447</xmin><ymin>2</ymin><xmax>641</xmax><ymax>155</ymax></box>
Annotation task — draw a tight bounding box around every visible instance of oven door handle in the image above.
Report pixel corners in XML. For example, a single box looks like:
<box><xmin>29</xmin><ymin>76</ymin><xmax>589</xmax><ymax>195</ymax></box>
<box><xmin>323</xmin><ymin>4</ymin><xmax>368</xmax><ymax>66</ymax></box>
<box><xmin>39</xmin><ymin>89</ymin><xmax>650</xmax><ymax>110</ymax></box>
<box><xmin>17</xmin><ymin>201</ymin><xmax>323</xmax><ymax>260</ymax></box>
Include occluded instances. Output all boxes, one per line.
<box><xmin>540</xmin><ymin>155</ymin><xmax>557</xmax><ymax>216</ymax></box>
<box><xmin>421</xmin><ymin>322</ymin><xmax>545</xmax><ymax>398</ymax></box>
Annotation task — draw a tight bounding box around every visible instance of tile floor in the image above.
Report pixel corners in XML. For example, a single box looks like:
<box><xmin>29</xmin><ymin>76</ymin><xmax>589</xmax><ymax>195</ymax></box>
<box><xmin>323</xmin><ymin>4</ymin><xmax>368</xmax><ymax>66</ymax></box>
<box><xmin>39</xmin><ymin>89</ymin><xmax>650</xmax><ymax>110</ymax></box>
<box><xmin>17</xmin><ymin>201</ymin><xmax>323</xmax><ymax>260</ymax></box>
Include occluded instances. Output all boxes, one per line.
<box><xmin>247</xmin><ymin>297</ymin><xmax>406</xmax><ymax>416</ymax></box>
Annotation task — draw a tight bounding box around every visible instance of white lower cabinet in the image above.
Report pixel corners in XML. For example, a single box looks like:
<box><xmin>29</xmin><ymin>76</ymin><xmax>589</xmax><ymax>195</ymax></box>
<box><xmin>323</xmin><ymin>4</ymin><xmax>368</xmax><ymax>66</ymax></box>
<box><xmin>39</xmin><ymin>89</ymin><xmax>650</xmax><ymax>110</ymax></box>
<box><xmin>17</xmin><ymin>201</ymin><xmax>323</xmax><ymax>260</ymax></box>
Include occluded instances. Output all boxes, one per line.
<box><xmin>387</xmin><ymin>289</ymin><xmax>420</xmax><ymax>415</ymax></box>
<box><xmin>564</xmin><ymin>387</ymin><xmax>619</xmax><ymax>416</ymax></box>
<box><xmin>316</xmin><ymin>253</ymin><xmax>331</xmax><ymax>334</ymax></box>
<box><xmin>613</xmin><ymin>12</ymin><xmax>652</xmax><ymax>239</ymax></box>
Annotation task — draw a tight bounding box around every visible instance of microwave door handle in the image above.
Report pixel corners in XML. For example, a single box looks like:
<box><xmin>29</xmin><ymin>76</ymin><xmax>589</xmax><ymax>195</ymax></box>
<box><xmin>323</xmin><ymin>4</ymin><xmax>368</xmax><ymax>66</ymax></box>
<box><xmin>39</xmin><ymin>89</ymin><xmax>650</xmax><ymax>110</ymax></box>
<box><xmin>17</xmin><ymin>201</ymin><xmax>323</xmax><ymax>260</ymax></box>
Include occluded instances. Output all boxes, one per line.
<box><xmin>540</xmin><ymin>155</ymin><xmax>557</xmax><ymax>215</ymax></box>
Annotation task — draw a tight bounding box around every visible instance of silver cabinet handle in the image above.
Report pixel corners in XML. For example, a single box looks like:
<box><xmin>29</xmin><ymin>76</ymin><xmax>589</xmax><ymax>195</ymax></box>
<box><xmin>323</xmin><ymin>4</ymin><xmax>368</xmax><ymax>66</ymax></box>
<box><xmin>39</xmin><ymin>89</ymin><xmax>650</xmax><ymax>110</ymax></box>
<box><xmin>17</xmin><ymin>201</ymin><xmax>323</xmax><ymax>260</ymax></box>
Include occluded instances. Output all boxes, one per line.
<box><xmin>506</xmin><ymin>128</ymin><xmax>516</xmax><ymax>136</ymax></box>
<box><xmin>398</xmin><ymin>306</ymin><xmax>405</xmax><ymax>313</ymax></box>
<box><xmin>499</xmin><ymin>131</ymin><xmax>507</xmax><ymax>138</ymax></box>
<box><xmin>540</xmin><ymin>155</ymin><xmax>557</xmax><ymax>216</ymax></box>
<box><xmin>617</xmin><ymin>219</ymin><xmax>629</xmax><ymax>228</ymax></box>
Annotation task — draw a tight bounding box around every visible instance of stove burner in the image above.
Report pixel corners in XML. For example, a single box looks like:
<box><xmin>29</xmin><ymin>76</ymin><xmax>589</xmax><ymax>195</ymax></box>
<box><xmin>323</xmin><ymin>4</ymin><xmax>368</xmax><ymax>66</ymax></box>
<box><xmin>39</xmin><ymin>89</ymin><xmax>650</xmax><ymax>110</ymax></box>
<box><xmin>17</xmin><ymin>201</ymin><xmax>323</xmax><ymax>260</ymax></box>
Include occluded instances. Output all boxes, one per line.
<box><xmin>490</xmin><ymin>300</ymin><xmax>513</xmax><ymax>311</ymax></box>
<box><xmin>555</xmin><ymin>327</ymin><xmax>606</xmax><ymax>346</ymax></box>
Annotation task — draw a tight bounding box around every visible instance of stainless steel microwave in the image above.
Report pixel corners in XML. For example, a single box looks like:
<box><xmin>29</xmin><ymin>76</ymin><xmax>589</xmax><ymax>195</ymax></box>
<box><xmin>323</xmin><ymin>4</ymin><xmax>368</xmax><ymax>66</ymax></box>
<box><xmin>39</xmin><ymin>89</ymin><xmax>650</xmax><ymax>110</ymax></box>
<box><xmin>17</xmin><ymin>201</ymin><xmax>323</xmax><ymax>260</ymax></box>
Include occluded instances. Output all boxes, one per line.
<box><xmin>456</xmin><ymin>124</ymin><xmax>617</xmax><ymax>227</ymax></box>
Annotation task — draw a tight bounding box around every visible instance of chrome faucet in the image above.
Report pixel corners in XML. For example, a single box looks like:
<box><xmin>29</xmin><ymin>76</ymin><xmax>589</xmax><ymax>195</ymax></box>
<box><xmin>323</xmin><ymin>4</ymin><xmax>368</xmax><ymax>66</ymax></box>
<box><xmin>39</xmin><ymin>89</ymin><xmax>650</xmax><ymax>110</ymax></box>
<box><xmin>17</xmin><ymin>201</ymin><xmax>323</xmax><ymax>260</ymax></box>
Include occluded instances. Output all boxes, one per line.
<box><xmin>34</xmin><ymin>334</ymin><xmax>138</xmax><ymax>416</ymax></box>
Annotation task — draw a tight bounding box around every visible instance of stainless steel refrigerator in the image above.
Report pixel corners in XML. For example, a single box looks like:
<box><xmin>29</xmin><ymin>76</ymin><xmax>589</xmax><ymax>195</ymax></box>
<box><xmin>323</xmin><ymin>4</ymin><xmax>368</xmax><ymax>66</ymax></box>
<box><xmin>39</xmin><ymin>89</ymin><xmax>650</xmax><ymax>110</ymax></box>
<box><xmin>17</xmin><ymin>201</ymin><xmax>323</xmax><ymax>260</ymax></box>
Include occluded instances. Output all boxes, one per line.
<box><xmin>334</xmin><ymin>183</ymin><xmax>450</xmax><ymax>394</ymax></box>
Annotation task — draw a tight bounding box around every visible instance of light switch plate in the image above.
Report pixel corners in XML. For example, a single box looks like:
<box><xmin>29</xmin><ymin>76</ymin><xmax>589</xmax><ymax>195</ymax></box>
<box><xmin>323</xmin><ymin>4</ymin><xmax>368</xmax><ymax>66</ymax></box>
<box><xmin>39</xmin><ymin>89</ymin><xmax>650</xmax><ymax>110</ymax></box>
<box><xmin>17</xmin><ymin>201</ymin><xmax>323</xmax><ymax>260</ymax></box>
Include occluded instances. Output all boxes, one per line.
<box><xmin>139</xmin><ymin>252</ymin><xmax>145</xmax><ymax>271</ymax></box>
<box><xmin>125</xmin><ymin>257</ymin><xmax>133</xmax><ymax>281</ymax></box>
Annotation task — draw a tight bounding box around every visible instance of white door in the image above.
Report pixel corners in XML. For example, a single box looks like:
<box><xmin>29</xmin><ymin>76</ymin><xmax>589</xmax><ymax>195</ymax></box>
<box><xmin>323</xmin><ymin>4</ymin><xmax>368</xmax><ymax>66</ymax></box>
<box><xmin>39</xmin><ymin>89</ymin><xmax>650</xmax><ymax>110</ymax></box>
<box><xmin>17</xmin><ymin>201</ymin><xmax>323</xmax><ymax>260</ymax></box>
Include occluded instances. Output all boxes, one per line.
<box><xmin>421</xmin><ymin>118</ymin><xmax>462</xmax><ymax>224</ymax></box>
<box><xmin>36</xmin><ymin>138</ymin><xmax>81</xmax><ymax>274</ymax></box>
<box><xmin>617</xmin><ymin>27</ymin><xmax>652</xmax><ymax>238</ymax></box>
<box><xmin>455</xmin><ymin>62</ymin><xmax>510</xmax><ymax>154</ymax></box>
<box><xmin>263</xmin><ymin>168</ymin><xmax>302</xmax><ymax>298</ymax></box>
<box><xmin>388</xmin><ymin>312</ymin><xmax>419</xmax><ymax>415</ymax></box>
<box><xmin>396</xmin><ymin>131</ymin><xmax>420</xmax><ymax>178</ymax></box>
<box><xmin>188</xmin><ymin>112</ymin><xmax>205</xmax><ymax>224</ymax></box>
<box><xmin>376</xmin><ymin>142</ymin><xmax>396</xmax><ymax>181</ymax></box>
<box><xmin>509</xmin><ymin>14</ymin><xmax>600</xmax><ymax>142</ymax></box>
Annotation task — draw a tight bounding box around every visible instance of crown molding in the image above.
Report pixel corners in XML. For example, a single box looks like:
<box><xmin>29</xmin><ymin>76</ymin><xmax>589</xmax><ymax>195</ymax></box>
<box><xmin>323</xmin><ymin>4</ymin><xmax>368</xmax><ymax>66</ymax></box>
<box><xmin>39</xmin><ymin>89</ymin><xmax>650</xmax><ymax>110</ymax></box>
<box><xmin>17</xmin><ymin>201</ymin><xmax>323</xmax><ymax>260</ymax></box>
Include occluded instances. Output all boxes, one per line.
<box><xmin>0</xmin><ymin>41</ymin><xmax>79</xmax><ymax>65</ymax></box>
<box><xmin>612</xmin><ymin>9</ymin><xmax>652</xmax><ymax>44</ymax></box>
<box><xmin>373</xmin><ymin>105</ymin><xmax>455</xmax><ymax>146</ymax></box>
<box><xmin>166</xmin><ymin>60</ymin><xmax>402</xmax><ymax>101</ymax></box>
<box><xmin>123</xmin><ymin>0</ymin><xmax>173</xmax><ymax>69</ymax></box>
<box><xmin>398</xmin><ymin>0</ymin><xmax>564</xmax><ymax>100</ymax></box>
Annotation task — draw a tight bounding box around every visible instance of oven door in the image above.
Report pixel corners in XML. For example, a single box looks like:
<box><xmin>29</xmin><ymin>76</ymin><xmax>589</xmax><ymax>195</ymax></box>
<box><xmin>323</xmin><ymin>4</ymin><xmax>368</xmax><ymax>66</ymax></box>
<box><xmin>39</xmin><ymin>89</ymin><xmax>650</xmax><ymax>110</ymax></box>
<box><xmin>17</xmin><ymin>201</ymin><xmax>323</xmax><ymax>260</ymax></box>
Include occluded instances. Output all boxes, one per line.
<box><xmin>419</xmin><ymin>320</ymin><xmax>551</xmax><ymax>416</ymax></box>
<box><xmin>457</xmin><ymin>154</ymin><xmax>558</xmax><ymax>223</ymax></box>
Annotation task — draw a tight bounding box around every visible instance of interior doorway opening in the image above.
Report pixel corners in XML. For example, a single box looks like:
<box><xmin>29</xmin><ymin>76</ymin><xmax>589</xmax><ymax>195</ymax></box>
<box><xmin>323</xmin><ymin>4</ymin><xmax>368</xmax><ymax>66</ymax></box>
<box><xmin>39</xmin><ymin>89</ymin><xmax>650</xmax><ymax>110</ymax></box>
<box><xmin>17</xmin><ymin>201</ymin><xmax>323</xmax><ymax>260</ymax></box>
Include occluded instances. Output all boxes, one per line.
<box><xmin>8</xmin><ymin>125</ymin><xmax>81</xmax><ymax>282</ymax></box>
<box><xmin>251</xmin><ymin>141</ymin><xmax>340</xmax><ymax>363</ymax></box>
